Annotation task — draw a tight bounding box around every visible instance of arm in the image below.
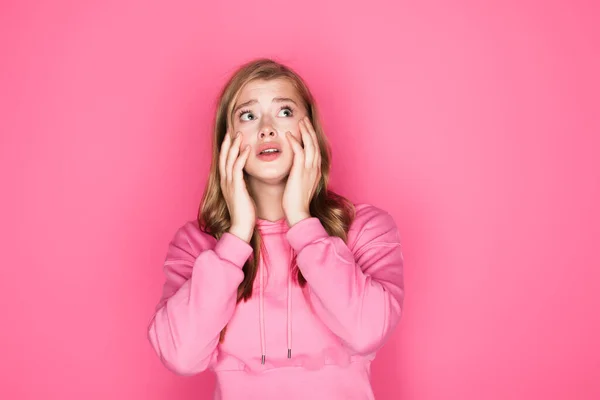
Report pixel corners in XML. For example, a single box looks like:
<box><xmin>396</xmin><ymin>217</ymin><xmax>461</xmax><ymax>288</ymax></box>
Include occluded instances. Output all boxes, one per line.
<box><xmin>286</xmin><ymin>206</ymin><xmax>404</xmax><ymax>355</ymax></box>
<box><xmin>147</xmin><ymin>221</ymin><xmax>253</xmax><ymax>375</ymax></box>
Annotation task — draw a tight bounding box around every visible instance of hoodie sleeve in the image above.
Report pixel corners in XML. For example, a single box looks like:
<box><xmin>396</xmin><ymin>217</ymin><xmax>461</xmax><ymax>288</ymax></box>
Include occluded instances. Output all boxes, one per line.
<box><xmin>147</xmin><ymin>221</ymin><xmax>253</xmax><ymax>375</ymax></box>
<box><xmin>286</xmin><ymin>205</ymin><xmax>404</xmax><ymax>356</ymax></box>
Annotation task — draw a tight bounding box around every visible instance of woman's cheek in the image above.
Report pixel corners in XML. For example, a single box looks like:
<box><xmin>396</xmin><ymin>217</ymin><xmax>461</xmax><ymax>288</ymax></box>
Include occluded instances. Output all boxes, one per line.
<box><xmin>237</xmin><ymin>127</ymin><xmax>254</xmax><ymax>143</ymax></box>
<box><xmin>276</xmin><ymin>118</ymin><xmax>298</xmax><ymax>133</ymax></box>
<box><xmin>287</xmin><ymin>126</ymin><xmax>302</xmax><ymax>140</ymax></box>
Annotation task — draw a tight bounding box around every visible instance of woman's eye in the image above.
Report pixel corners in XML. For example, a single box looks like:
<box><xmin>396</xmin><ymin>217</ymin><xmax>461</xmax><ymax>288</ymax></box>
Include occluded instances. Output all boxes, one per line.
<box><xmin>240</xmin><ymin>112</ymin><xmax>255</xmax><ymax>121</ymax></box>
<box><xmin>278</xmin><ymin>107</ymin><xmax>293</xmax><ymax>117</ymax></box>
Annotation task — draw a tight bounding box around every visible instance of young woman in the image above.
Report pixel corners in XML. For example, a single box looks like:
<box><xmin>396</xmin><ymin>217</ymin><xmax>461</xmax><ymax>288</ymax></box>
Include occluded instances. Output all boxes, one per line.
<box><xmin>147</xmin><ymin>58</ymin><xmax>405</xmax><ymax>399</ymax></box>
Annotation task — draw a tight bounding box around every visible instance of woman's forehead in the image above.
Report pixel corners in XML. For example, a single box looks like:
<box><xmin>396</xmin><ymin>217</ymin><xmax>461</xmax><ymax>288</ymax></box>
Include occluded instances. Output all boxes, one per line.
<box><xmin>236</xmin><ymin>78</ymin><xmax>299</xmax><ymax>102</ymax></box>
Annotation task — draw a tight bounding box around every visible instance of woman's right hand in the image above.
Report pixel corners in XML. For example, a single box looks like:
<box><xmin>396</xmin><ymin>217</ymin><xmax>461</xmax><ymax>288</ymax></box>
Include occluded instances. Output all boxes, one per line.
<box><xmin>219</xmin><ymin>131</ymin><xmax>255</xmax><ymax>243</ymax></box>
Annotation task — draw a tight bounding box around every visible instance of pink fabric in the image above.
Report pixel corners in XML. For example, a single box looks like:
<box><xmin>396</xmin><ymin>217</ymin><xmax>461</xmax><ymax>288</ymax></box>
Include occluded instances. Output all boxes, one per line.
<box><xmin>147</xmin><ymin>203</ymin><xmax>404</xmax><ymax>399</ymax></box>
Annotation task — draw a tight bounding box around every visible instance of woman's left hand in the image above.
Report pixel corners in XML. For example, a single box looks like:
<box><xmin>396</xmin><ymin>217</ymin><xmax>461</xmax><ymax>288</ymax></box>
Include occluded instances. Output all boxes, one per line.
<box><xmin>283</xmin><ymin>116</ymin><xmax>322</xmax><ymax>227</ymax></box>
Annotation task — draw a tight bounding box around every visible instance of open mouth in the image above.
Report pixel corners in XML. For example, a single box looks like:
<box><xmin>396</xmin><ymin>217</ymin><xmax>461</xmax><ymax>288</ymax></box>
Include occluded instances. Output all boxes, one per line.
<box><xmin>257</xmin><ymin>147</ymin><xmax>282</xmax><ymax>161</ymax></box>
<box><xmin>259</xmin><ymin>149</ymin><xmax>280</xmax><ymax>155</ymax></box>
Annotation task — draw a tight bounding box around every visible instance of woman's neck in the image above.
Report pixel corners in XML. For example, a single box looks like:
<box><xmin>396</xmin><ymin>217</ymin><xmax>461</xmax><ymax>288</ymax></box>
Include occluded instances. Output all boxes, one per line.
<box><xmin>248</xmin><ymin>178</ymin><xmax>286</xmax><ymax>222</ymax></box>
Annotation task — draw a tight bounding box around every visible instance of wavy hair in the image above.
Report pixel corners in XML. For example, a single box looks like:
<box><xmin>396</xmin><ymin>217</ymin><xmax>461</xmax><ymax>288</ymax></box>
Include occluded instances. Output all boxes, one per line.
<box><xmin>196</xmin><ymin>58</ymin><xmax>355</xmax><ymax>341</ymax></box>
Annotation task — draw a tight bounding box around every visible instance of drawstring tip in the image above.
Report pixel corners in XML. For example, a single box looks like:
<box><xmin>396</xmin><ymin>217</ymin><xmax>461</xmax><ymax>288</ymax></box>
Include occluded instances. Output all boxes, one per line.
<box><xmin>261</xmin><ymin>355</ymin><xmax>266</xmax><ymax>365</ymax></box>
<box><xmin>287</xmin><ymin>349</ymin><xmax>292</xmax><ymax>359</ymax></box>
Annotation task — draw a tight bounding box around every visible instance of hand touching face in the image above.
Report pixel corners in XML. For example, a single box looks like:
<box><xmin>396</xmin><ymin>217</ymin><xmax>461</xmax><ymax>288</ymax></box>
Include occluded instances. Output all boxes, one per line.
<box><xmin>230</xmin><ymin>78</ymin><xmax>308</xmax><ymax>184</ymax></box>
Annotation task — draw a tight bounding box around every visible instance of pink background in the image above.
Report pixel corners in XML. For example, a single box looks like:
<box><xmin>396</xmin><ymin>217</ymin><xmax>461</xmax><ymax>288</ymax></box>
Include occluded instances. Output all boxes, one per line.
<box><xmin>1</xmin><ymin>1</ymin><xmax>599</xmax><ymax>399</ymax></box>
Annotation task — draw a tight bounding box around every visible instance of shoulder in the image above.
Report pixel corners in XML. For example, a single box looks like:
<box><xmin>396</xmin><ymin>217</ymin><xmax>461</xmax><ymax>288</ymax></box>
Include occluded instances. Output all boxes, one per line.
<box><xmin>166</xmin><ymin>219</ymin><xmax>218</xmax><ymax>260</ymax></box>
<box><xmin>347</xmin><ymin>203</ymin><xmax>401</xmax><ymax>250</ymax></box>
<box><xmin>350</xmin><ymin>203</ymin><xmax>399</xmax><ymax>233</ymax></box>
<box><xmin>352</xmin><ymin>203</ymin><xmax>394</xmax><ymax>223</ymax></box>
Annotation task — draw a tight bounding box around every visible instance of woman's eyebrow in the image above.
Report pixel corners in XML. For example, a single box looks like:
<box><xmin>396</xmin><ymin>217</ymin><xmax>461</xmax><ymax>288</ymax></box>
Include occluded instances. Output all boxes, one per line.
<box><xmin>272</xmin><ymin>97</ymin><xmax>298</xmax><ymax>105</ymax></box>
<box><xmin>233</xmin><ymin>97</ymin><xmax>299</xmax><ymax>114</ymax></box>
<box><xmin>233</xmin><ymin>99</ymin><xmax>257</xmax><ymax>114</ymax></box>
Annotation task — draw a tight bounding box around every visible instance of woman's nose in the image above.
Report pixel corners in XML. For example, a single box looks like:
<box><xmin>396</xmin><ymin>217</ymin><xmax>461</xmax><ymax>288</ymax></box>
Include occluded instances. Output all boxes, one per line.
<box><xmin>259</xmin><ymin>119</ymin><xmax>278</xmax><ymax>138</ymax></box>
<box><xmin>259</xmin><ymin>129</ymin><xmax>276</xmax><ymax>138</ymax></box>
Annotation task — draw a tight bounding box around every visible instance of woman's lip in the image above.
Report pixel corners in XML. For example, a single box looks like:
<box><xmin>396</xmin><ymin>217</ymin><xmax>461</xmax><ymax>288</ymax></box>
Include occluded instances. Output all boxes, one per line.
<box><xmin>257</xmin><ymin>151</ymin><xmax>282</xmax><ymax>161</ymax></box>
<box><xmin>256</xmin><ymin>142</ymin><xmax>283</xmax><ymax>155</ymax></box>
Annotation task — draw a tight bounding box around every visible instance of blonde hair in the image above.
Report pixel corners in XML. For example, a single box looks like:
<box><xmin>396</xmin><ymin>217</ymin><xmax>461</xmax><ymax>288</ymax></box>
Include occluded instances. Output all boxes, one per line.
<box><xmin>196</xmin><ymin>58</ymin><xmax>355</xmax><ymax>341</ymax></box>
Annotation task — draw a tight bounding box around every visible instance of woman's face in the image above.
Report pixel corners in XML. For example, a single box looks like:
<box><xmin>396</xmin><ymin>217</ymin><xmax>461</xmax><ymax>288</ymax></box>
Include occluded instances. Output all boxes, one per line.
<box><xmin>229</xmin><ymin>78</ymin><xmax>308</xmax><ymax>184</ymax></box>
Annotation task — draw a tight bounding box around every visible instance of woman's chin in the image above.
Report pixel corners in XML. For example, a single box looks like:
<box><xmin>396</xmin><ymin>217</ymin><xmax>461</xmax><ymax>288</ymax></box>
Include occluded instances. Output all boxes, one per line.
<box><xmin>246</xmin><ymin>168</ymin><xmax>291</xmax><ymax>186</ymax></box>
<box><xmin>256</xmin><ymin>174</ymin><xmax>289</xmax><ymax>185</ymax></box>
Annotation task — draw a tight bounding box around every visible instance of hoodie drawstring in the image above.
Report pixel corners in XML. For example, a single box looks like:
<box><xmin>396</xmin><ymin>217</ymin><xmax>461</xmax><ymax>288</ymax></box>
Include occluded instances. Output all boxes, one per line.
<box><xmin>259</xmin><ymin>248</ymin><xmax>294</xmax><ymax>364</ymax></box>
<box><xmin>287</xmin><ymin>250</ymin><xmax>293</xmax><ymax>359</ymax></box>
<box><xmin>259</xmin><ymin>256</ymin><xmax>266</xmax><ymax>364</ymax></box>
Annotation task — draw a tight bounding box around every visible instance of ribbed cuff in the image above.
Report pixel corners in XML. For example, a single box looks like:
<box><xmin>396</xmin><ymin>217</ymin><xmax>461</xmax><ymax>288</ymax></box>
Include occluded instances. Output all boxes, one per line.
<box><xmin>286</xmin><ymin>217</ymin><xmax>329</xmax><ymax>252</ymax></box>
<box><xmin>214</xmin><ymin>232</ymin><xmax>254</xmax><ymax>267</ymax></box>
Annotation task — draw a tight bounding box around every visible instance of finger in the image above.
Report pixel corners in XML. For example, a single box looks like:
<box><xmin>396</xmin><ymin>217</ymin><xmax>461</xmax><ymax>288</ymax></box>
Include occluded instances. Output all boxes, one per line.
<box><xmin>226</xmin><ymin>133</ymin><xmax>242</xmax><ymax>182</ymax></box>
<box><xmin>304</xmin><ymin>117</ymin><xmax>321</xmax><ymax>168</ymax></box>
<box><xmin>286</xmin><ymin>131</ymin><xmax>304</xmax><ymax>163</ymax></box>
<box><xmin>299</xmin><ymin>119</ymin><xmax>314</xmax><ymax>168</ymax></box>
<box><xmin>219</xmin><ymin>132</ymin><xmax>232</xmax><ymax>181</ymax></box>
<box><xmin>304</xmin><ymin>116</ymin><xmax>317</xmax><ymax>138</ymax></box>
<box><xmin>233</xmin><ymin>145</ymin><xmax>251</xmax><ymax>181</ymax></box>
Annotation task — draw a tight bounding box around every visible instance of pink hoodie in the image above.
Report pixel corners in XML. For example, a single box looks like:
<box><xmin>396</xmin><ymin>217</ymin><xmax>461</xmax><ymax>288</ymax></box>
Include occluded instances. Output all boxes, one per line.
<box><xmin>147</xmin><ymin>203</ymin><xmax>404</xmax><ymax>399</ymax></box>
